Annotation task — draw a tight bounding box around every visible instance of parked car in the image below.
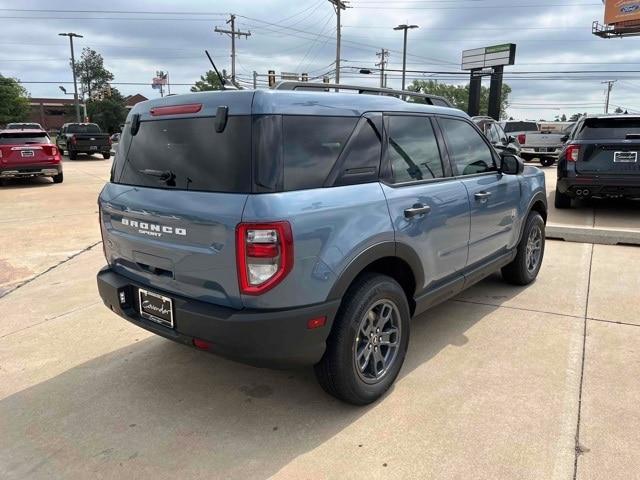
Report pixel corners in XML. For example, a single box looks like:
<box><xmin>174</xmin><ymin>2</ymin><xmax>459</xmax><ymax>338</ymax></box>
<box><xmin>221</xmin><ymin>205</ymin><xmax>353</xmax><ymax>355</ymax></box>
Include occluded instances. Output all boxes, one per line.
<box><xmin>6</xmin><ymin>122</ymin><xmax>44</xmax><ymax>130</ymax></box>
<box><xmin>518</xmin><ymin>122</ymin><xmax>574</xmax><ymax>167</ymax></box>
<box><xmin>0</xmin><ymin>129</ymin><xmax>63</xmax><ymax>184</ymax></box>
<box><xmin>97</xmin><ymin>90</ymin><xmax>547</xmax><ymax>405</ymax></box>
<box><xmin>56</xmin><ymin>123</ymin><xmax>111</xmax><ymax>160</ymax></box>
<box><xmin>472</xmin><ymin>116</ymin><xmax>521</xmax><ymax>156</ymax></box>
<box><xmin>500</xmin><ymin>120</ymin><xmax>538</xmax><ymax>140</ymax></box>
<box><xmin>555</xmin><ymin>114</ymin><xmax>640</xmax><ymax>208</ymax></box>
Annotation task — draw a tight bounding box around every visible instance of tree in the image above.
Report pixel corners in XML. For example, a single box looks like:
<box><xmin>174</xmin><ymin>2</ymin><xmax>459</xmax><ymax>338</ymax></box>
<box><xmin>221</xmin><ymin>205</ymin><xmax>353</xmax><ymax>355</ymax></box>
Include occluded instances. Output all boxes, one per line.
<box><xmin>191</xmin><ymin>70</ymin><xmax>223</xmax><ymax>92</ymax></box>
<box><xmin>614</xmin><ymin>106</ymin><xmax>624</xmax><ymax>114</ymax></box>
<box><xmin>87</xmin><ymin>88</ymin><xmax>127</xmax><ymax>133</ymax></box>
<box><xmin>73</xmin><ymin>48</ymin><xmax>114</xmax><ymax>99</ymax></box>
<box><xmin>408</xmin><ymin>79</ymin><xmax>512</xmax><ymax>119</ymax></box>
<box><xmin>0</xmin><ymin>74</ymin><xmax>30</xmax><ymax>125</ymax></box>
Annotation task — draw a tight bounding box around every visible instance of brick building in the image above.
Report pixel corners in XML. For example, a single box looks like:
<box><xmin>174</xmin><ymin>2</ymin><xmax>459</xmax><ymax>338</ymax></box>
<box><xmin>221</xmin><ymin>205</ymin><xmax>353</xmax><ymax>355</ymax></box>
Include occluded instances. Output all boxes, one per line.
<box><xmin>28</xmin><ymin>94</ymin><xmax>148</xmax><ymax>131</ymax></box>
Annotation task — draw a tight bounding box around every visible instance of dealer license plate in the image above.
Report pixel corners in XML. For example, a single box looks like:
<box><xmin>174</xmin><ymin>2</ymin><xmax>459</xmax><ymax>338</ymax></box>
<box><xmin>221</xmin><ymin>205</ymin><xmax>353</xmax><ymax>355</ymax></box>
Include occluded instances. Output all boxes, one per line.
<box><xmin>138</xmin><ymin>288</ymin><xmax>174</xmax><ymax>328</ymax></box>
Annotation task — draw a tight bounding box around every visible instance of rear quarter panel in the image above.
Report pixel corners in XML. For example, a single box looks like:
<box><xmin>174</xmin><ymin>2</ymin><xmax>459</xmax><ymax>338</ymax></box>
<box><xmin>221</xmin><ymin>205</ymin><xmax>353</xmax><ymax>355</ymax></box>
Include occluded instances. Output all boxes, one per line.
<box><xmin>241</xmin><ymin>183</ymin><xmax>394</xmax><ymax>309</ymax></box>
<box><xmin>515</xmin><ymin>166</ymin><xmax>547</xmax><ymax>245</ymax></box>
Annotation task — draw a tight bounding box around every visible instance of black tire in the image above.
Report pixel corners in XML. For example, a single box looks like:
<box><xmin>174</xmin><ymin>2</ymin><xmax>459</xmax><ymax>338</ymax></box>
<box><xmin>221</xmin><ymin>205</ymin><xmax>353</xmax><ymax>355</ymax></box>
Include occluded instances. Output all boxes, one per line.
<box><xmin>502</xmin><ymin>212</ymin><xmax>545</xmax><ymax>286</ymax></box>
<box><xmin>540</xmin><ymin>157</ymin><xmax>555</xmax><ymax>167</ymax></box>
<box><xmin>68</xmin><ymin>150</ymin><xmax>77</xmax><ymax>160</ymax></box>
<box><xmin>52</xmin><ymin>172</ymin><xmax>63</xmax><ymax>184</ymax></box>
<box><xmin>314</xmin><ymin>273</ymin><xmax>411</xmax><ymax>405</ymax></box>
<box><xmin>103</xmin><ymin>152</ymin><xmax>111</xmax><ymax>159</ymax></box>
<box><xmin>554</xmin><ymin>189</ymin><xmax>572</xmax><ymax>209</ymax></box>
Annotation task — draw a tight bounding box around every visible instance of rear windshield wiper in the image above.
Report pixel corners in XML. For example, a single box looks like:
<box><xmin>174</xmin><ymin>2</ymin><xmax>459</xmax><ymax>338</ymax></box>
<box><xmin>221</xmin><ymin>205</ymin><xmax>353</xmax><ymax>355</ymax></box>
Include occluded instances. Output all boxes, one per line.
<box><xmin>139</xmin><ymin>169</ymin><xmax>176</xmax><ymax>186</ymax></box>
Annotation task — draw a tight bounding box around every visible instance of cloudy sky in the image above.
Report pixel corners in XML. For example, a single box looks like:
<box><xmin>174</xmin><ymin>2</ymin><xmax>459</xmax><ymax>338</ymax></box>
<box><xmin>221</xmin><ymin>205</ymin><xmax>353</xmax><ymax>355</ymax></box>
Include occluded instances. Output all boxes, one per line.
<box><xmin>0</xmin><ymin>0</ymin><xmax>638</xmax><ymax>120</ymax></box>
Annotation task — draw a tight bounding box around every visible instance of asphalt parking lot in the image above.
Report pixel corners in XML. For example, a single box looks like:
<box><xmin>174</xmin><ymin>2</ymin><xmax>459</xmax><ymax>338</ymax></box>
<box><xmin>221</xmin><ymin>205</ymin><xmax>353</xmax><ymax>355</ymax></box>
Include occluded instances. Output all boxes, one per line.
<box><xmin>1</xmin><ymin>158</ymin><xmax>639</xmax><ymax>479</ymax></box>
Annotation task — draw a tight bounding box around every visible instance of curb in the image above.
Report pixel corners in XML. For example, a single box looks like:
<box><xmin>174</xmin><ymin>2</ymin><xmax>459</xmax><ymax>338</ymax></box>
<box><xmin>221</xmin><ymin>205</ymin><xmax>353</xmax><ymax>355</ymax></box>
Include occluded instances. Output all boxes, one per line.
<box><xmin>546</xmin><ymin>224</ymin><xmax>640</xmax><ymax>246</ymax></box>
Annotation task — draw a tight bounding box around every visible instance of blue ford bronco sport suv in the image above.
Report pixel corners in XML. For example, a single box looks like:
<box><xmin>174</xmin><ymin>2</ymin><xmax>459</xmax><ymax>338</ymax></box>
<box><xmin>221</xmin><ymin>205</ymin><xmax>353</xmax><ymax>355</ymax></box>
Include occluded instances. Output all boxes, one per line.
<box><xmin>97</xmin><ymin>87</ymin><xmax>547</xmax><ymax>405</ymax></box>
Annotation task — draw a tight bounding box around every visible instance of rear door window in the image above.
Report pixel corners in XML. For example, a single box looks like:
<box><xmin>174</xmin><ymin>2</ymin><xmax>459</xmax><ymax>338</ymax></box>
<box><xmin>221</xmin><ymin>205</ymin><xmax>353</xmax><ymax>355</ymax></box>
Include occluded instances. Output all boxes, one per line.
<box><xmin>282</xmin><ymin>116</ymin><xmax>357</xmax><ymax>190</ymax></box>
<box><xmin>335</xmin><ymin>117</ymin><xmax>382</xmax><ymax>186</ymax></box>
<box><xmin>0</xmin><ymin>132</ymin><xmax>50</xmax><ymax>144</ymax></box>
<box><xmin>386</xmin><ymin>115</ymin><xmax>444</xmax><ymax>183</ymax></box>
<box><xmin>576</xmin><ymin>117</ymin><xmax>640</xmax><ymax>140</ymax></box>
<box><xmin>113</xmin><ymin>116</ymin><xmax>252</xmax><ymax>193</ymax></box>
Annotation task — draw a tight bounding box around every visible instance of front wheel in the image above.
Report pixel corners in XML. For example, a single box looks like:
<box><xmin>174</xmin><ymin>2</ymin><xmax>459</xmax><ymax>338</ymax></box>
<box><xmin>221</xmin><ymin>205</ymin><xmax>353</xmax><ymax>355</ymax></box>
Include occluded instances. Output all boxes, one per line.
<box><xmin>502</xmin><ymin>212</ymin><xmax>545</xmax><ymax>286</ymax></box>
<box><xmin>68</xmin><ymin>150</ymin><xmax>77</xmax><ymax>160</ymax></box>
<box><xmin>314</xmin><ymin>273</ymin><xmax>411</xmax><ymax>405</ymax></box>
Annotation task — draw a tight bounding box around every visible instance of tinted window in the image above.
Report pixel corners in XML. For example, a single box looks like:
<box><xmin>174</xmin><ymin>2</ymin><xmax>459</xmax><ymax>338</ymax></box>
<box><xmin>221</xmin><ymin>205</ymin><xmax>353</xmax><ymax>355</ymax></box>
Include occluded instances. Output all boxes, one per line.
<box><xmin>386</xmin><ymin>116</ymin><xmax>444</xmax><ymax>183</ymax></box>
<box><xmin>283</xmin><ymin>116</ymin><xmax>357</xmax><ymax>190</ymax></box>
<box><xmin>114</xmin><ymin>116</ymin><xmax>251</xmax><ymax>193</ymax></box>
<box><xmin>0</xmin><ymin>132</ymin><xmax>50</xmax><ymax>144</ymax></box>
<box><xmin>576</xmin><ymin>117</ymin><xmax>640</xmax><ymax>140</ymax></box>
<box><xmin>7</xmin><ymin>123</ymin><xmax>41</xmax><ymax>130</ymax></box>
<box><xmin>503</xmin><ymin>121</ymin><xmax>538</xmax><ymax>133</ymax></box>
<box><xmin>485</xmin><ymin>123</ymin><xmax>499</xmax><ymax>143</ymax></box>
<box><xmin>439</xmin><ymin>118</ymin><xmax>496</xmax><ymax>176</ymax></box>
<box><xmin>67</xmin><ymin>124</ymin><xmax>101</xmax><ymax>134</ymax></box>
<box><xmin>336</xmin><ymin>118</ymin><xmax>382</xmax><ymax>186</ymax></box>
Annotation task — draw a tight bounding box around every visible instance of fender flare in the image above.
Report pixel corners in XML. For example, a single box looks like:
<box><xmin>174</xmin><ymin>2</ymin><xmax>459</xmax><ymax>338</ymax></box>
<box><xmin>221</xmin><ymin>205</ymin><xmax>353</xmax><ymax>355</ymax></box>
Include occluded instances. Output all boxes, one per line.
<box><xmin>326</xmin><ymin>241</ymin><xmax>424</xmax><ymax>301</ymax></box>
<box><xmin>519</xmin><ymin>190</ymin><xmax>548</xmax><ymax>243</ymax></box>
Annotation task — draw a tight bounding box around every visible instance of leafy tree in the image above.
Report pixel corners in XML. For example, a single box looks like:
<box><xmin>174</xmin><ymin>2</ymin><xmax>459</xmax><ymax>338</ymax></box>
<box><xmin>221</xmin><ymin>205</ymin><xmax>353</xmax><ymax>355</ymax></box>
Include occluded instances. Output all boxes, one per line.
<box><xmin>0</xmin><ymin>74</ymin><xmax>30</xmax><ymax>125</ymax></box>
<box><xmin>408</xmin><ymin>79</ymin><xmax>512</xmax><ymax>119</ymax></box>
<box><xmin>73</xmin><ymin>48</ymin><xmax>114</xmax><ymax>99</ymax></box>
<box><xmin>87</xmin><ymin>88</ymin><xmax>127</xmax><ymax>133</ymax></box>
<box><xmin>191</xmin><ymin>70</ymin><xmax>223</xmax><ymax>92</ymax></box>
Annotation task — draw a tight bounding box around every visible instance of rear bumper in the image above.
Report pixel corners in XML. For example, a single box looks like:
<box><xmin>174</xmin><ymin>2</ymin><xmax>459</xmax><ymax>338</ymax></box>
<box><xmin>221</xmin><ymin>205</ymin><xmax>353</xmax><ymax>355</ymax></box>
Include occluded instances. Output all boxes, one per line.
<box><xmin>0</xmin><ymin>164</ymin><xmax>61</xmax><ymax>177</ymax></box>
<box><xmin>557</xmin><ymin>176</ymin><xmax>640</xmax><ymax>198</ymax></box>
<box><xmin>97</xmin><ymin>267</ymin><xmax>341</xmax><ymax>368</ymax></box>
<box><xmin>69</xmin><ymin>146</ymin><xmax>111</xmax><ymax>154</ymax></box>
<box><xmin>521</xmin><ymin>148</ymin><xmax>561</xmax><ymax>158</ymax></box>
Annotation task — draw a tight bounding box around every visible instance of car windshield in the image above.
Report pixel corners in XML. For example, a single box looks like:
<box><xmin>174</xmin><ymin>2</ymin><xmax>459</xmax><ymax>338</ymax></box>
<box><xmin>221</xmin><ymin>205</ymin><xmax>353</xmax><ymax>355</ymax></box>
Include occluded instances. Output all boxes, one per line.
<box><xmin>0</xmin><ymin>132</ymin><xmax>50</xmax><ymax>144</ymax></box>
<box><xmin>66</xmin><ymin>124</ymin><xmax>101</xmax><ymax>134</ymax></box>
<box><xmin>503</xmin><ymin>122</ymin><xmax>538</xmax><ymax>133</ymax></box>
<box><xmin>577</xmin><ymin>117</ymin><xmax>640</xmax><ymax>140</ymax></box>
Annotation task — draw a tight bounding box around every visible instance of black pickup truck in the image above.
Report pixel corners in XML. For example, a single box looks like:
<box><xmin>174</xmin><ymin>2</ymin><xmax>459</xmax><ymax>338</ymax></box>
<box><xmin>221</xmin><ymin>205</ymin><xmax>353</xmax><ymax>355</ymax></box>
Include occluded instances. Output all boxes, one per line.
<box><xmin>56</xmin><ymin>123</ymin><xmax>111</xmax><ymax>160</ymax></box>
<box><xmin>556</xmin><ymin>115</ymin><xmax>640</xmax><ymax>208</ymax></box>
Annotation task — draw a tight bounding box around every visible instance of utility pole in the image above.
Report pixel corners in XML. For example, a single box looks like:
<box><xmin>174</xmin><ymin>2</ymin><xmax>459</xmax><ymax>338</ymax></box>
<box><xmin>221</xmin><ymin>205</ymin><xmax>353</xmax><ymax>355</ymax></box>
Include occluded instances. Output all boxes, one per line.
<box><xmin>602</xmin><ymin>80</ymin><xmax>616</xmax><ymax>114</ymax></box>
<box><xmin>393</xmin><ymin>24</ymin><xmax>419</xmax><ymax>93</ymax></box>
<box><xmin>214</xmin><ymin>14</ymin><xmax>251</xmax><ymax>85</ymax></box>
<box><xmin>328</xmin><ymin>0</ymin><xmax>348</xmax><ymax>86</ymax></box>
<box><xmin>58</xmin><ymin>32</ymin><xmax>83</xmax><ymax>123</ymax></box>
<box><xmin>253</xmin><ymin>71</ymin><xmax>258</xmax><ymax>89</ymax></box>
<box><xmin>376</xmin><ymin>48</ymin><xmax>389</xmax><ymax>88</ymax></box>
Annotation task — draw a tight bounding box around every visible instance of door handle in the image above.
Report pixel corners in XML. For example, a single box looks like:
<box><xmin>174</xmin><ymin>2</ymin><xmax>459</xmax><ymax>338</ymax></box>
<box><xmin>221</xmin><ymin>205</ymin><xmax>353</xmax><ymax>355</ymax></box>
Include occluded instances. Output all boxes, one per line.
<box><xmin>404</xmin><ymin>203</ymin><xmax>431</xmax><ymax>218</ymax></box>
<box><xmin>474</xmin><ymin>191</ymin><xmax>492</xmax><ymax>201</ymax></box>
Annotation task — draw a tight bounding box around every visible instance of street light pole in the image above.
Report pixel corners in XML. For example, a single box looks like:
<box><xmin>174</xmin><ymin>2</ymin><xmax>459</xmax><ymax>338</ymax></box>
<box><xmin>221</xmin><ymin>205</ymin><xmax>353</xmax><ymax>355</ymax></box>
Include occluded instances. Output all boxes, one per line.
<box><xmin>59</xmin><ymin>32</ymin><xmax>83</xmax><ymax>123</ymax></box>
<box><xmin>393</xmin><ymin>24</ymin><xmax>419</xmax><ymax>93</ymax></box>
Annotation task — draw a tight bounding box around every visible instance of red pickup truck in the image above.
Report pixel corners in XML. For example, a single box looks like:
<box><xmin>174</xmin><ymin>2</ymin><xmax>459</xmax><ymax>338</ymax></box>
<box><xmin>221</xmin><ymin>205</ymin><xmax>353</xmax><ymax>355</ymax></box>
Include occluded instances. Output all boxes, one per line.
<box><xmin>0</xmin><ymin>129</ymin><xmax>63</xmax><ymax>184</ymax></box>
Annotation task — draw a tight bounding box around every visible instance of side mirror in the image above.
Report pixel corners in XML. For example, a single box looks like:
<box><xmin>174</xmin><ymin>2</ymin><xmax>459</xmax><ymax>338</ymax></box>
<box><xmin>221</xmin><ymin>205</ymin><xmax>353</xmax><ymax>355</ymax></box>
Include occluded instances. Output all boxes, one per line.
<box><xmin>501</xmin><ymin>154</ymin><xmax>524</xmax><ymax>175</ymax></box>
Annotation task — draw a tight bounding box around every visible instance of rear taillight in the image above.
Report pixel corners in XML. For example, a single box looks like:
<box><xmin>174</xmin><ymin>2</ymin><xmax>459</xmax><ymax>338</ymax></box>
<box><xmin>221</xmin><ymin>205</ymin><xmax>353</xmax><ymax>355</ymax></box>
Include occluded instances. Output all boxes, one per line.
<box><xmin>98</xmin><ymin>206</ymin><xmax>108</xmax><ymax>263</ymax></box>
<box><xmin>566</xmin><ymin>144</ymin><xmax>580</xmax><ymax>162</ymax></box>
<box><xmin>236</xmin><ymin>222</ymin><xmax>293</xmax><ymax>295</ymax></box>
<box><xmin>517</xmin><ymin>133</ymin><xmax>526</xmax><ymax>145</ymax></box>
<box><xmin>43</xmin><ymin>145</ymin><xmax>59</xmax><ymax>157</ymax></box>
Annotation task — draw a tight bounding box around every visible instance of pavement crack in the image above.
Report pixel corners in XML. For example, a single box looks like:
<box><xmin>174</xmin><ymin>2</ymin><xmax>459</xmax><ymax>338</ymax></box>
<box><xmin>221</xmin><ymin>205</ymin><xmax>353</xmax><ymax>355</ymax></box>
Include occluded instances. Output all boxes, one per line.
<box><xmin>573</xmin><ymin>243</ymin><xmax>594</xmax><ymax>480</ymax></box>
<box><xmin>452</xmin><ymin>298</ymin><xmax>584</xmax><ymax>321</ymax></box>
<box><xmin>0</xmin><ymin>241</ymin><xmax>102</xmax><ymax>300</ymax></box>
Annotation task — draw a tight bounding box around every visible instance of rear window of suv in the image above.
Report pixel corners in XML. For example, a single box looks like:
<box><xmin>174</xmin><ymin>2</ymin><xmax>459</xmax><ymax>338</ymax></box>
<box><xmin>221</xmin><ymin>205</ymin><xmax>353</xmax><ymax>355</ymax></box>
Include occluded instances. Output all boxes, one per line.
<box><xmin>113</xmin><ymin>116</ymin><xmax>252</xmax><ymax>193</ymax></box>
<box><xmin>502</xmin><ymin>121</ymin><xmax>538</xmax><ymax>133</ymax></box>
<box><xmin>0</xmin><ymin>132</ymin><xmax>50</xmax><ymax>144</ymax></box>
<box><xmin>576</xmin><ymin>117</ymin><xmax>640</xmax><ymax>140</ymax></box>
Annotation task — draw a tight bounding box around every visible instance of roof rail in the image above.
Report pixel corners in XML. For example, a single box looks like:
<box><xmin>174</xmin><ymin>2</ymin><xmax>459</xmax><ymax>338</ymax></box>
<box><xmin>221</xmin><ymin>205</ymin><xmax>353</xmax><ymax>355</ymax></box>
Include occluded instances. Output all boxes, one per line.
<box><xmin>273</xmin><ymin>81</ymin><xmax>453</xmax><ymax>108</ymax></box>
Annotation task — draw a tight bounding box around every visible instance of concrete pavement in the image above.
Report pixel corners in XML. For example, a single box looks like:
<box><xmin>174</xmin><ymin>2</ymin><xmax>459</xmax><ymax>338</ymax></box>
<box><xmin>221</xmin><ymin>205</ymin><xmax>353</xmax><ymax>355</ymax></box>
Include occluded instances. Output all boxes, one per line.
<box><xmin>1</xmin><ymin>159</ymin><xmax>639</xmax><ymax>479</ymax></box>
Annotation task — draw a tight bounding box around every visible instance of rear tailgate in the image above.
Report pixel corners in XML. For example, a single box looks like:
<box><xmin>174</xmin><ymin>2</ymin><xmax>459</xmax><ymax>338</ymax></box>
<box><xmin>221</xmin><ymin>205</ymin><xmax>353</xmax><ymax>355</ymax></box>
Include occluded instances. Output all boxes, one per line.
<box><xmin>0</xmin><ymin>132</ymin><xmax>57</xmax><ymax>166</ymax></box>
<box><xmin>73</xmin><ymin>133</ymin><xmax>110</xmax><ymax>149</ymax></box>
<box><xmin>100</xmin><ymin>103</ymin><xmax>252</xmax><ymax>309</ymax></box>
<box><xmin>575</xmin><ymin>117</ymin><xmax>640</xmax><ymax>175</ymax></box>
<box><xmin>524</xmin><ymin>132</ymin><xmax>564</xmax><ymax>149</ymax></box>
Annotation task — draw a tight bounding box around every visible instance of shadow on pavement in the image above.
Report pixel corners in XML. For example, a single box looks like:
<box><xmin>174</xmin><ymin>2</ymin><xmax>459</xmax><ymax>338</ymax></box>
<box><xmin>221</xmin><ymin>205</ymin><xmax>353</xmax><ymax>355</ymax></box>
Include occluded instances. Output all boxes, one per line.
<box><xmin>0</xmin><ymin>176</ymin><xmax>54</xmax><ymax>189</ymax></box>
<box><xmin>0</xmin><ymin>281</ymin><xmax>531</xmax><ymax>479</ymax></box>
